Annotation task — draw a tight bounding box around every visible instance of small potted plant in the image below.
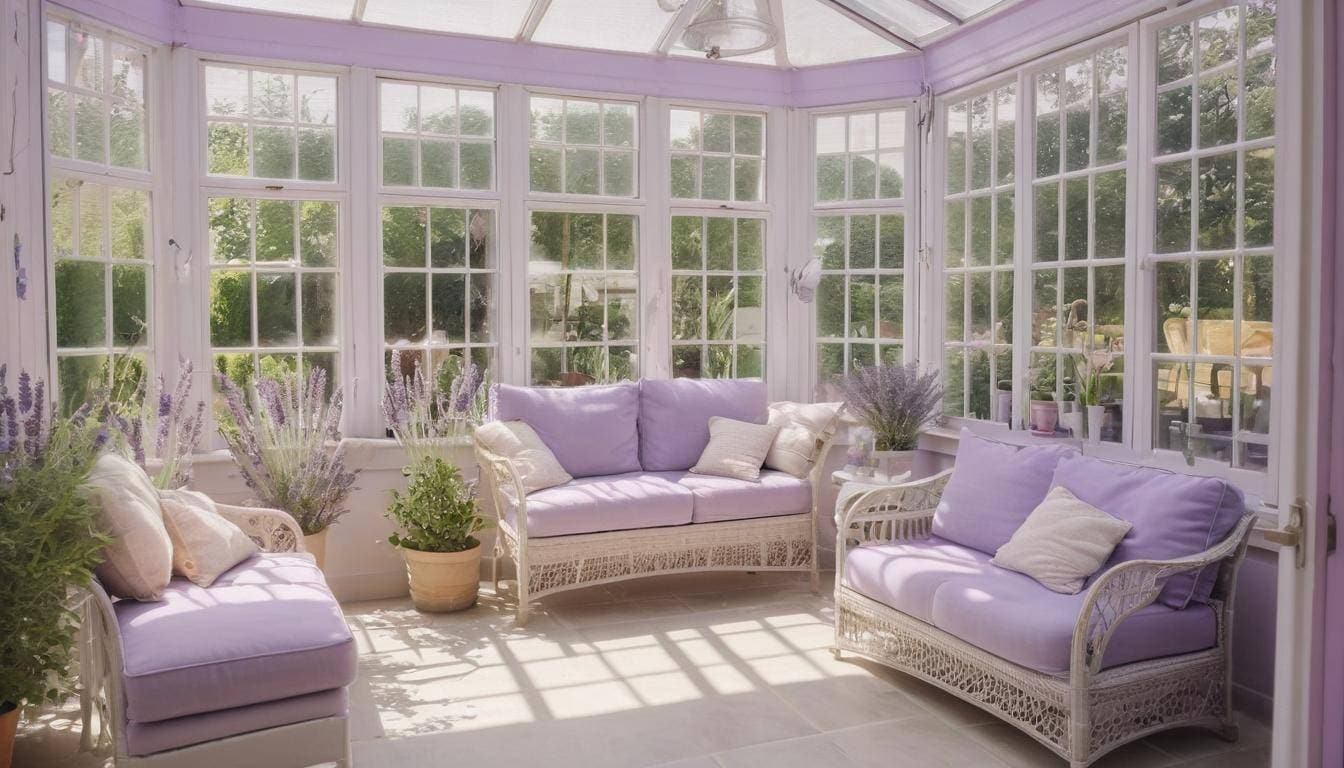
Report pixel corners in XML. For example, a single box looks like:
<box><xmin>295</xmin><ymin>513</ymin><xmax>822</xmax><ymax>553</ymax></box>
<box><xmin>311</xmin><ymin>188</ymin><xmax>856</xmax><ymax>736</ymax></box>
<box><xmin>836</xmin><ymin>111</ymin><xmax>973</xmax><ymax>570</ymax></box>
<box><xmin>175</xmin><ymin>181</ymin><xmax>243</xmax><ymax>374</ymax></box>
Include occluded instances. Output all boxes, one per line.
<box><xmin>1072</xmin><ymin>345</ymin><xmax>1115</xmax><ymax>445</ymax></box>
<box><xmin>995</xmin><ymin>379</ymin><xmax>1013</xmax><ymax>426</ymax></box>
<box><xmin>215</xmin><ymin>367</ymin><xmax>358</xmax><ymax>569</ymax></box>
<box><xmin>0</xmin><ymin>368</ymin><xmax>110</xmax><ymax>768</ymax></box>
<box><xmin>1029</xmin><ymin>363</ymin><xmax>1059</xmax><ymax>435</ymax></box>
<box><xmin>383</xmin><ymin>350</ymin><xmax>492</xmax><ymax>612</ymax></box>
<box><xmin>838</xmin><ymin>362</ymin><xmax>943</xmax><ymax>481</ymax></box>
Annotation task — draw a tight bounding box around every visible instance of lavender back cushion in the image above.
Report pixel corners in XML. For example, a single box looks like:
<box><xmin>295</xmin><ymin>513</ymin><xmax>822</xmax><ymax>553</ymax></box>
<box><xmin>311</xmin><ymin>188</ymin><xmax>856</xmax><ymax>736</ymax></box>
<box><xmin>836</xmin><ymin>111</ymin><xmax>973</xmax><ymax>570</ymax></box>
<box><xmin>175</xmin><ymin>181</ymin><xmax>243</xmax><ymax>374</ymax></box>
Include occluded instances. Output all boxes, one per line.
<box><xmin>1051</xmin><ymin>455</ymin><xmax>1246</xmax><ymax>608</ymax></box>
<box><xmin>638</xmin><ymin>378</ymin><xmax>768</xmax><ymax>471</ymax></box>
<box><xmin>492</xmin><ymin>382</ymin><xmax>641</xmax><ymax>478</ymax></box>
<box><xmin>931</xmin><ymin>430</ymin><xmax>1078</xmax><ymax>556</ymax></box>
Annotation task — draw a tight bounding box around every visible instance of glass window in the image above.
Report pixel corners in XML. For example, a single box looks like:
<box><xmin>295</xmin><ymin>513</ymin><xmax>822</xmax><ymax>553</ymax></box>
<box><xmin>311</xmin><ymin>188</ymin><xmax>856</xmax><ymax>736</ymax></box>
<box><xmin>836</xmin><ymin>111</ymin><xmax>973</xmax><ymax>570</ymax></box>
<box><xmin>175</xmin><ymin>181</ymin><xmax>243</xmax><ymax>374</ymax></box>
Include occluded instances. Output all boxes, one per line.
<box><xmin>379</xmin><ymin>80</ymin><xmax>495</xmax><ymax>191</ymax></box>
<box><xmin>46</xmin><ymin>18</ymin><xmax>148</xmax><ymax>170</ymax></box>
<box><xmin>527</xmin><ymin>211</ymin><xmax>638</xmax><ymax>385</ymax></box>
<box><xmin>814</xmin><ymin>213</ymin><xmax>906</xmax><ymax>380</ymax></box>
<box><xmin>208</xmin><ymin>196</ymin><xmax>340</xmax><ymax>391</ymax></box>
<box><xmin>942</xmin><ymin>85</ymin><xmax>1015</xmax><ymax>420</ymax></box>
<box><xmin>529</xmin><ymin>94</ymin><xmax>639</xmax><ymax>197</ymax></box>
<box><xmin>814</xmin><ymin>109</ymin><xmax>905</xmax><ymax>203</ymax></box>
<box><xmin>670</xmin><ymin>215</ymin><xmax>766</xmax><ymax>379</ymax></box>
<box><xmin>204</xmin><ymin>63</ymin><xmax>338</xmax><ymax>182</ymax></box>
<box><xmin>1151</xmin><ymin>0</ymin><xmax>1276</xmax><ymax>470</ymax></box>
<box><xmin>1029</xmin><ymin>44</ymin><xmax>1128</xmax><ymax>442</ymax></box>
<box><xmin>669</xmin><ymin>108</ymin><xmax>765</xmax><ymax>202</ymax></box>
<box><xmin>382</xmin><ymin>205</ymin><xmax>496</xmax><ymax>386</ymax></box>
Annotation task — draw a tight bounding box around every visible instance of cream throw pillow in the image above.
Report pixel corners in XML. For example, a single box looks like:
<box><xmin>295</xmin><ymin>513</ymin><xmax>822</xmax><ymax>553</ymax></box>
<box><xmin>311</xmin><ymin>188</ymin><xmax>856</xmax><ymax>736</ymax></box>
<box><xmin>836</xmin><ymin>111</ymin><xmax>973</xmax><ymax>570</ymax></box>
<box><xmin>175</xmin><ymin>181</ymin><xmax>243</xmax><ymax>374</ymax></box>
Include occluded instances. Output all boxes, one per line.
<box><xmin>83</xmin><ymin>453</ymin><xmax>174</xmax><ymax>601</ymax></box>
<box><xmin>160</xmin><ymin>489</ymin><xmax>258</xmax><ymax>587</ymax></box>
<box><xmin>690</xmin><ymin>417</ymin><xmax>780</xmax><ymax>482</ymax></box>
<box><xmin>764</xmin><ymin>401</ymin><xmax>843</xmax><ymax>477</ymax></box>
<box><xmin>475</xmin><ymin>420</ymin><xmax>573</xmax><ymax>494</ymax></box>
<box><xmin>992</xmin><ymin>485</ymin><xmax>1132</xmax><ymax>594</ymax></box>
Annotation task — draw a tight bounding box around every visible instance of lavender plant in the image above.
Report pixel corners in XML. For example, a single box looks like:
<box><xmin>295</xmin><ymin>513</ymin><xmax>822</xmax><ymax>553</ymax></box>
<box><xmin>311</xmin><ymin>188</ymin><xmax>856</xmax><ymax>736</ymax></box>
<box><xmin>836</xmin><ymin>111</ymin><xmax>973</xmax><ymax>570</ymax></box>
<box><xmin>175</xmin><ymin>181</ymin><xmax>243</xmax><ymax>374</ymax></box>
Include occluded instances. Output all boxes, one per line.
<box><xmin>100</xmin><ymin>361</ymin><xmax>206</xmax><ymax>489</ymax></box>
<box><xmin>839</xmin><ymin>362</ymin><xmax>944</xmax><ymax>452</ymax></box>
<box><xmin>383</xmin><ymin>350</ymin><xmax>489</xmax><ymax>467</ymax></box>
<box><xmin>215</xmin><ymin>367</ymin><xmax>357</xmax><ymax>536</ymax></box>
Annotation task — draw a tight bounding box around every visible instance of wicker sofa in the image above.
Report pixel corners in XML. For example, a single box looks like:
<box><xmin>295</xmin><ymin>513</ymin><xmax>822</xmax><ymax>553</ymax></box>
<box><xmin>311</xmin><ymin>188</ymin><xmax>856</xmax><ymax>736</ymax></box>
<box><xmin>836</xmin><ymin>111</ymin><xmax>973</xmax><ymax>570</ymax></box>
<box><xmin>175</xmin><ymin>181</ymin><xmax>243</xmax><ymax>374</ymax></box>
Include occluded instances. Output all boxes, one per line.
<box><xmin>832</xmin><ymin>432</ymin><xmax>1256</xmax><ymax>768</ymax></box>
<box><xmin>475</xmin><ymin>378</ymin><xmax>835</xmax><ymax>625</ymax></box>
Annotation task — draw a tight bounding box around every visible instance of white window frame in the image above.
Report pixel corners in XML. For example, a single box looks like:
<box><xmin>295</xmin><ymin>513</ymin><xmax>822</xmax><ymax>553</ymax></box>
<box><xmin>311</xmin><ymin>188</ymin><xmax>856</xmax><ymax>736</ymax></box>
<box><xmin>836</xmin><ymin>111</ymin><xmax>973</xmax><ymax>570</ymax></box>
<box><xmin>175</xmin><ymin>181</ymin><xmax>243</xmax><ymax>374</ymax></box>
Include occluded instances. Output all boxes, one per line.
<box><xmin>667</xmin><ymin>104</ymin><xmax>770</xmax><ymax>207</ymax></box>
<box><xmin>376</xmin><ymin>76</ymin><xmax>498</xmax><ymax>194</ymax></box>
<box><xmin>525</xmin><ymin>90</ymin><xmax>641</xmax><ymax>202</ymax></box>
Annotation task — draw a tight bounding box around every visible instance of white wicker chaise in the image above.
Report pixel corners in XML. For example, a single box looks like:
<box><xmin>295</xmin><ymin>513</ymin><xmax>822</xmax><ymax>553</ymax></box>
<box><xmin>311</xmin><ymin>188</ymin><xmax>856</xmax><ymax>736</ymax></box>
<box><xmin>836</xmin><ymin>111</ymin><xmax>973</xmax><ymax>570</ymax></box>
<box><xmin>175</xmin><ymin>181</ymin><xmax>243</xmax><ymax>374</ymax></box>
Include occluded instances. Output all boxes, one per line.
<box><xmin>832</xmin><ymin>469</ymin><xmax>1257</xmax><ymax>768</ymax></box>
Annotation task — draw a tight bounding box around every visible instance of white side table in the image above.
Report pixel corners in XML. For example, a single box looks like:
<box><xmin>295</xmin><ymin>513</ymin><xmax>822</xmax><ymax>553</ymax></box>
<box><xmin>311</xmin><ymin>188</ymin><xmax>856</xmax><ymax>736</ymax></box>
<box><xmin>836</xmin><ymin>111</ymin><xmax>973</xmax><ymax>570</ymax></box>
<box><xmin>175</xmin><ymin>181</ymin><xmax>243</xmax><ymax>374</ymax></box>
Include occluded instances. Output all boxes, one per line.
<box><xmin>832</xmin><ymin>468</ymin><xmax>917</xmax><ymax>549</ymax></box>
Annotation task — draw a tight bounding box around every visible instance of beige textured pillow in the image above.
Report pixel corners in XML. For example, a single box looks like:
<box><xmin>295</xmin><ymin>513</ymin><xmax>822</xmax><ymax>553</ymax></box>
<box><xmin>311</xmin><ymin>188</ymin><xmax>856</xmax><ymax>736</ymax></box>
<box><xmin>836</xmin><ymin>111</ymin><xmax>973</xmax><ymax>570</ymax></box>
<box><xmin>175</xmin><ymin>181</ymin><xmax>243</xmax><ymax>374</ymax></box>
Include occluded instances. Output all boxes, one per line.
<box><xmin>83</xmin><ymin>453</ymin><xmax>173</xmax><ymax>601</ymax></box>
<box><xmin>690</xmin><ymin>417</ymin><xmax>780</xmax><ymax>482</ymax></box>
<box><xmin>160</xmin><ymin>489</ymin><xmax>258</xmax><ymax>587</ymax></box>
<box><xmin>992</xmin><ymin>485</ymin><xmax>1133</xmax><ymax>594</ymax></box>
<box><xmin>764</xmin><ymin>401</ymin><xmax>843</xmax><ymax>477</ymax></box>
<box><xmin>475</xmin><ymin>420</ymin><xmax>573</xmax><ymax>494</ymax></box>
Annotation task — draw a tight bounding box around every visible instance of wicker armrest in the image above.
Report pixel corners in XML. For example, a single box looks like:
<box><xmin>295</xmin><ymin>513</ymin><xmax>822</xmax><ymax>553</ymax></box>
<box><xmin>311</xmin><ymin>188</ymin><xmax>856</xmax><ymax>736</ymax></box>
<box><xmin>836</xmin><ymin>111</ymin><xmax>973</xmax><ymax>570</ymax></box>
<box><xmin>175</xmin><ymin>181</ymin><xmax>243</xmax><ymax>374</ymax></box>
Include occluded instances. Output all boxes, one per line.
<box><xmin>1070</xmin><ymin>512</ymin><xmax>1257</xmax><ymax>678</ymax></box>
<box><xmin>474</xmin><ymin>441</ymin><xmax>529</xmax><ymax>540</ymax></box>
<box><xmin>835</xmin><ymin>469</ymin><xmax>953</xmax><ymax>585</ymax></box>
<box><xmin>216</xmin><ymin>503</ymin><xmax>305</xmax><ymax>553</ymax></box>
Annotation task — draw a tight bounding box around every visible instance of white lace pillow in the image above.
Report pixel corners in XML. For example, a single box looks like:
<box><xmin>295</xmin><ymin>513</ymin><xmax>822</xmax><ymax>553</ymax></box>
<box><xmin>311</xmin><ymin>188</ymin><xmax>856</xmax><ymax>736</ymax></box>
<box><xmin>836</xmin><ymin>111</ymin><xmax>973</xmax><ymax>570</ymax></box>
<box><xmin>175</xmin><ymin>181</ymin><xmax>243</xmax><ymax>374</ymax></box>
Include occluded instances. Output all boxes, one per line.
<box><xmin>83</xmin><ymin>453</ymin><xmax>174</xmax><ymax>601</ymax></box>
<box><xmin>690</xmin><ymin>417</ymin><xmax>780</xmax><ymax>482</ymax></box>
<box><xmin>475</xmin><ymin>420</ymin><xmax>573</xmax><ymax>494</ymax></box>
<box><xmin>764</xmin><ymin>401</ymin><xmax>843</xmax><ymax>477</ymax></box>
<box><xmin>160</xmin><ymin>489</ymin><xmax>258</xmax><ymax>587</ymax></box>
<box><xmin>992</xmin><ymin>485</ymin><xmax>1132</xmax><ymax>594</ymax></box>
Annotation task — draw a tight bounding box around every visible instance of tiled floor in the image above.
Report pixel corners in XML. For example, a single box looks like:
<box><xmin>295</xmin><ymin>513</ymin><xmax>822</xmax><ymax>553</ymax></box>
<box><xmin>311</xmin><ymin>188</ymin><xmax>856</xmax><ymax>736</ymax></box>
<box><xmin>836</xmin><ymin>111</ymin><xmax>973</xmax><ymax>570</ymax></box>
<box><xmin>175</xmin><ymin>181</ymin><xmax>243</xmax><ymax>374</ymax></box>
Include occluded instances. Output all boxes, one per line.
<box><xmin>17</xmin><ymin>571</ymin><xmax>1270</xmax><ymax>768</ymax></box>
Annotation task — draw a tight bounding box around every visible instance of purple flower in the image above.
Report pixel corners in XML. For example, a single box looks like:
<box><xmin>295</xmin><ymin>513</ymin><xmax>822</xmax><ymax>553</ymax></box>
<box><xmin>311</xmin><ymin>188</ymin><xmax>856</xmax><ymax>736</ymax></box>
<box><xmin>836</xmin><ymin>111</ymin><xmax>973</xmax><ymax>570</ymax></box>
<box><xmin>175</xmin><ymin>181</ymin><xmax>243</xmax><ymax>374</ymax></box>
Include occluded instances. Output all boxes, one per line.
<box><xmin>838</xmin><ymin>362</ymin><xmax>944</xmax><ymax>452</ymax></box>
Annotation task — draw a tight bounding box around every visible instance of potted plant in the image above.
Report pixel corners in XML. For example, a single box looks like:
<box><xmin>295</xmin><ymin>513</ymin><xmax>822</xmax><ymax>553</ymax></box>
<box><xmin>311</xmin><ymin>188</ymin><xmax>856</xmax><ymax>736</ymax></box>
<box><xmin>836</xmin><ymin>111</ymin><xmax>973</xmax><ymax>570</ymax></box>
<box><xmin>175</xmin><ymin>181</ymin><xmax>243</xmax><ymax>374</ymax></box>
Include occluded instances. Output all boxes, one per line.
<box><xmin>838</xmin><ymin>362</ymin><xmax>943</xmax><ymax>481</ymax></box>
<box><xmin>995</xmin><ymin>379</ymin><xmax>1013</xmax><ymax>426</ymax></box>
<box><xmin>383</xmin><ymin>350</ymin><xmax>492</xmax><ymax>612</ymax></box>
<box><xmin>103</xmin><ymin>361</ymin><xmax>207</xmax><ymax>489</ymax></box>
<box><xmin>0</xmin><ymin>368</ymin><xmax>110</xmax><ymax>768</ymax></box>
<box><xmin>215</xmin><ymin>367</ymin><xmax>358</xmax><ymax>569</ymax></box>
<box><xmin>1029</xmin><ymin>363</ymin><xmax>1059</xmax><ymax>435</ymax></box>
<box><xmin>1072</xmin><ymin>345</ymin><xmax>1115</xmax><ymax>445</ymax></box>
<box><xmin>1059</xmin><ymin>384</ymin><xmax>1083</xmax><ymax>438</ymax></box>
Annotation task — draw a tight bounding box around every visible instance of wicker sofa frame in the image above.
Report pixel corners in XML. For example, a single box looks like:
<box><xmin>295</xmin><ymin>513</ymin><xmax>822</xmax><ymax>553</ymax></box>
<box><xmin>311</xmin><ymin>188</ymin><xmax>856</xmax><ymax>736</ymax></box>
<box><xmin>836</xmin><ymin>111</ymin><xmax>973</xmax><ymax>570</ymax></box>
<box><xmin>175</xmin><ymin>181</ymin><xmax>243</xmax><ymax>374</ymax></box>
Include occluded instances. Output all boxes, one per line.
<box><xmin>476</xmin><ymin>438</ymin><xmax>835</xmax><ymax>625</ymax></box>
<box><xmin>77</xmin><ymin>504</ymin><xmax>351</xmax><ymax>768</ymax></box>
<box><xmin>831</xmin><ymin>469</ymin><xmax>1257</xmax><ymax>768</ymax></box>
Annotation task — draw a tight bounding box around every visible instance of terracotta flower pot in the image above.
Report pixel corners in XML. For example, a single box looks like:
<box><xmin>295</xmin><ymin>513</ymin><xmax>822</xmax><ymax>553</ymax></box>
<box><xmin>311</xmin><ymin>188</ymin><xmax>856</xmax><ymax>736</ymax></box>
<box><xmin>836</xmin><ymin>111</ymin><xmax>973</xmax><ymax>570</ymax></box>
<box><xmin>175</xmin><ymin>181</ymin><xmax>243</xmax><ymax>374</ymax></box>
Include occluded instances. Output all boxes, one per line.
<box><xmin>1029</xmin><ymin>400</ymin><xmax>1059</xmax><ymax>434</ymax></box>
<box><xmin>304</xmin><ymin>528</ymin><xmax>329</xmax><ymax>570</ymax></box>
<box><xmin>1</xmin><ymin>705</ymin><xmax>17</xmax><ymax>768</ymax></box>
<box><xmin>400</xmin><ymin>541</ymin><xmax>482</xmax><ymax>613</ymax></box>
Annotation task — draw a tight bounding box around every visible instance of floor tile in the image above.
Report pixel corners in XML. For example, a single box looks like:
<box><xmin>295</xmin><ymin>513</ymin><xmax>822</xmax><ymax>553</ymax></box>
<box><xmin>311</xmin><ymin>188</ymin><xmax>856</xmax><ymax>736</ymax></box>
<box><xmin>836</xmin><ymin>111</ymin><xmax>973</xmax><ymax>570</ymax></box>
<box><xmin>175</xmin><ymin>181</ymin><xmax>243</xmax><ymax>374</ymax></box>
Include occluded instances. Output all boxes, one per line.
<box><xmin>713</xmin><ymin>734</ymin><xmax>858</xmax><ymax>768</ymax></box>
<box><xmin>829</xmin><ymin>715</ymin><xmax>1010</xmax><ymax>768</ymax></box>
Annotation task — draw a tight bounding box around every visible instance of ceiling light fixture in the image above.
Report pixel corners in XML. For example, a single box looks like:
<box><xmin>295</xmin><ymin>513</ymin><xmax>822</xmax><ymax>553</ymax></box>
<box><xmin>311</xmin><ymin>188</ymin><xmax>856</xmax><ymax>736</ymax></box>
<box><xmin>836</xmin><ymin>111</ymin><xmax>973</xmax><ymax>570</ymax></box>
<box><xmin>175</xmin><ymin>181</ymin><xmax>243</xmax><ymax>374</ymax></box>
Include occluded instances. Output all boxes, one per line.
<box><xmin>675</xmin><ymin>0</ymin><xmax>777</xmax><ymax>59</ymax></box>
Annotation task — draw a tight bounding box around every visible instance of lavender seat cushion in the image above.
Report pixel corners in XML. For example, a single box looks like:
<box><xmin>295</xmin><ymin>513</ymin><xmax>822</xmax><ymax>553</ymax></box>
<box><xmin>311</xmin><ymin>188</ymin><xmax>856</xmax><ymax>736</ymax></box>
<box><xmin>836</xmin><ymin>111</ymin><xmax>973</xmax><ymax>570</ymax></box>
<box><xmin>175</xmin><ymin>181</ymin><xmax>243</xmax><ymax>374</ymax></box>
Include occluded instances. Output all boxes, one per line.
<box><xmin>125</xmin><ymin>689</ymin><xmax>347</xmax><ymax>757</ymax></box>
<box><xmin>843</xmin><ymin>537</ymin><xmax>996</xmax><ymax>624</ymax></box>
<box><xmin>511</xmin><ymin>472</ymin><xmax>694</xmax><ymax>537</ymax></box>
<box><xmin>673</xmin><ymin>471</ymin><xmax>812</xmax><ymax>524</ymax></box>
<box><xmin>493</xmin><ymin>382</ymin><xmax>641</xmax><ymax>478</ymax></box>
<box><xmin>638</xmin><ymin>378</ymin><xmax>768</xmax><ymax>471</ymax></box>
<box><xmin>113</xmin><ymin>553</ymin><xmax>357</xmax><ymax>724</ymax></box>
<box><xmin>930</xmin><ymin>569</ymin><xmax>1218</xmax><ymax>675</ymax></box>
<box><xmin>1052</xmin><ymin>455</ymin><xmax>1246</xmax><ymax>608</ymax></box>
<box><xmin>931</xmin><ymin>430</ymin><xmax>1078</xmax><ymax>555</ymax></box>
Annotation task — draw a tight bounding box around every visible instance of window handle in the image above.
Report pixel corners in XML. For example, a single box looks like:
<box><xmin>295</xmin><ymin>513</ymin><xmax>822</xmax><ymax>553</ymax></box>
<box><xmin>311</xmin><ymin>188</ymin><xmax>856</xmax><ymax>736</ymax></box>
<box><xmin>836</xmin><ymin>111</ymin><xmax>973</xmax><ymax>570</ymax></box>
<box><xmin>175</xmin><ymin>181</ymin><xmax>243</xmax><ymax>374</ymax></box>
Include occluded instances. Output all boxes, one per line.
<box><xmin>171</xmin><ymin>238</ymin><xmax>191</xmax><ymax>281</ymax></box>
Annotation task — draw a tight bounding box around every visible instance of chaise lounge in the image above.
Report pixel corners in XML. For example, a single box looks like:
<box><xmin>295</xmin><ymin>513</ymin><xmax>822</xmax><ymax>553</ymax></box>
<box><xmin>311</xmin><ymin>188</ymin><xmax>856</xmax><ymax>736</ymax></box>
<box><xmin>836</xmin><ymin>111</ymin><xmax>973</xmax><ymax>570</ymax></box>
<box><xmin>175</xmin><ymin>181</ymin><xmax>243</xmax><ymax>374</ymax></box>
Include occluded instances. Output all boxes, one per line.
<box><xmin>832</xmin><ymin>431</ymin><xmax>1256</xmax><ymax>767</ymax></box>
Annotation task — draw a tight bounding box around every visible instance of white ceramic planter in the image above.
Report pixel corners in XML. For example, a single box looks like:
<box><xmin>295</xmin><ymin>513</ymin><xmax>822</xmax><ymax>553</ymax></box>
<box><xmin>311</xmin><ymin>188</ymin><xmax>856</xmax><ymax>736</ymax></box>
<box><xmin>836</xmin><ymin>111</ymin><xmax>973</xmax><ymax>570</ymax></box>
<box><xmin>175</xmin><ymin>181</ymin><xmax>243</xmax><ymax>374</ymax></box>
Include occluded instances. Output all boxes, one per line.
<box><xmin>401</xmin><ymin>541</ymin><xmax>483</xmax><ymax>613</ymax></box>
<box><xmin>870</xmin><ymin>450</ymin><xmax>916</xmax><ymax>482</ymax></box>
<box><xmin>1087</xmin><ymin>404</ymin><xmax>1105</xmax><ymax>445</ymax></box>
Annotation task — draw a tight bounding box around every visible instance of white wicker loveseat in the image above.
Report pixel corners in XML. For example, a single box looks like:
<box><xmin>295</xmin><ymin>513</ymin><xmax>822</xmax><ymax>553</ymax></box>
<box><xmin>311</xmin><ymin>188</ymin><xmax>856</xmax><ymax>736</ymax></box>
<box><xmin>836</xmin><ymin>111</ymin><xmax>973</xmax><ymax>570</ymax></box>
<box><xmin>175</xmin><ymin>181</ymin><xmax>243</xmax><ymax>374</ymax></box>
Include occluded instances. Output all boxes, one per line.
<box><xmin>476</xmin><ymin>378</ymin><xmax>837</xmax><ymax>625</ymax></box>
<box><xmin>79</xmin><ymin>502</ymin><xmax>354</xmax><ymax>768</ymax></box>
<box><xmin>832</xmin><ymin>441</ymin><xmax>1257</xmax><ymax>768</ymax></box>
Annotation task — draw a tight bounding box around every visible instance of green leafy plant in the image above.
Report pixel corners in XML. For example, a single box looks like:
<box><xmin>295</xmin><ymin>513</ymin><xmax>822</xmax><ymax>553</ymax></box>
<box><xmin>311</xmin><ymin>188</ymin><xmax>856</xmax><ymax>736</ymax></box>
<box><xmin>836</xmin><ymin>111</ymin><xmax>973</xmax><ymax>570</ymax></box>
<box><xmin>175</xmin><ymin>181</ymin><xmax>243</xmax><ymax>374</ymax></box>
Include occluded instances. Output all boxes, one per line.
<box><xmin>385</xmin><ymin>457</ymin><xmax>488</xmax><ymax>553</ymax></box>
<box><xmin>0</xmin><ymin>368</ymin><xmax>111</xmax><ymax>714</ymax></box>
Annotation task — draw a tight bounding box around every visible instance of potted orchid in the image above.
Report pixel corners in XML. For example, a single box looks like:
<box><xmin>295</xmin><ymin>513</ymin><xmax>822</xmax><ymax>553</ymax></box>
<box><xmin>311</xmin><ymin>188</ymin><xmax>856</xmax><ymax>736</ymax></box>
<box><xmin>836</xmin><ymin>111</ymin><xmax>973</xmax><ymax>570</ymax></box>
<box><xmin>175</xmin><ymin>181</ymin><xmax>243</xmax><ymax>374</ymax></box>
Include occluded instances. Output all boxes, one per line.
<box><xmin>1071</xmin><ymin>344</ymin><xmax>1115</xmax><ymax>444</ymax></box>
<box><xmin>382</xmin><ymin>350</ymin><xmax>491</xmax><ymax>612</ymax></box>
<box><xmin>215</xmin><ymin>367</ymin><xmax>357</xmax><ymax>569</ymax></box>
<box><xmin>838</xmin><ymin>362</ymin><xmax>943</xmax><ymax>481</ymax></box>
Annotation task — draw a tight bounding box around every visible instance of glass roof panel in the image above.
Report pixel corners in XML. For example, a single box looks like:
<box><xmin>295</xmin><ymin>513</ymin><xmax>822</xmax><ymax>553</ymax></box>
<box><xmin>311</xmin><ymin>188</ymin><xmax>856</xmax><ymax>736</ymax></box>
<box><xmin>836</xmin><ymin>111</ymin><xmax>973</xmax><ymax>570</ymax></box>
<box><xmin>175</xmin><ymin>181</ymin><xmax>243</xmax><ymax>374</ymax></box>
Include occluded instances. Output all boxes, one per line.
<box><xmin>782</xmin><ymin>0</ymin><xmax>906</xmax><ymax>67</ymax></box>
<box><xmin>531</xmin><ymin>0</ymin><xmax>681</xmax><ymax>54</ymax></box>
<box><xmin>838</xmin><ymin>0</ymin><xmax>950</xmax><ymax>38</ymax></box>
<box><xmin>192</xmin><ymin>0</ymin><xmax>355</xmax><ymax>20</ymax></box>
<box><xmin>361</xmin><ymin>0</ymin><xmax>533</xmax><ymax>39</ymax></box>
<box><xmin>933</xmin><ymin>0</ymin><xmax>1005</xmax><ymax>20</ymax></box>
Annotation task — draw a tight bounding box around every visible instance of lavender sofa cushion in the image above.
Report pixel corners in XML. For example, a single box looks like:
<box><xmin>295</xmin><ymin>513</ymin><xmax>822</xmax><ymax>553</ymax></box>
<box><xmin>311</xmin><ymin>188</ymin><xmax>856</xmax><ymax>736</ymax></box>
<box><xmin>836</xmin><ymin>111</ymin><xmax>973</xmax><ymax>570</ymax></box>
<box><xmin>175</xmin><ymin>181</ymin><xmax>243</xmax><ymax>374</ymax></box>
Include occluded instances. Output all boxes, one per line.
<box><xmin>674</xmin><ymin>470</ymin><xmax>812</xmax><ymax>524</ymax></box>
<box><xmin>1051</xmin><ymin>455</ymin><xmax>1246</xmax><ymax>608</ymax></box>
<box><xmin>125</xmin><ymin>688</ymin><xmax>347</xmax><ymax>757</ymax></box>
<box><xmin>930</xmin><ymin>569</ymin><xmax>1218</xmax><ymax>675</ymax></box>
<box><xmin>509</xmin><ymin>472</ymin><xmax>694</xmax><ymax>538</ymax></box>
<box><xmin>493</xmin><ymin>382</ymin><xmax>641</xmax><ymax>478</ymax></box>
<box><xmin>931</xmin><ymin>430</ymin><xmax>1079</xmax><ymax>555</ymax></box>
<box><xmin>843</xmin><ymin>536</ymin><xmax>995</xmax><ymax>624</ymax></box>
<box><xmin>638</xmin><ymin>378</ymin><xmax>768</xmax><ymax>471</ymax></box>
<box><xmin>114</xmin><ymin>553</ymin><xmax>357</xmax><ymax>724</ymax></box>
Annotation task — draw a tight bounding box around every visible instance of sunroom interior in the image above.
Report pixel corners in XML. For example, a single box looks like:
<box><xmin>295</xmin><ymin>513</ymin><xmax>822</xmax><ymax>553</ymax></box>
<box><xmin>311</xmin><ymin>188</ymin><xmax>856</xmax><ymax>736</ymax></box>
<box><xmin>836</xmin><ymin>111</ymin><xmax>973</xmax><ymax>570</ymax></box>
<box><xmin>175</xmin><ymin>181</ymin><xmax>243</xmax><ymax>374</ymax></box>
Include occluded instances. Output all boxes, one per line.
<box><xmin>0</xmin><ymin>0</ymin><xmax>1337</xmax><ymax>767</ymax></box>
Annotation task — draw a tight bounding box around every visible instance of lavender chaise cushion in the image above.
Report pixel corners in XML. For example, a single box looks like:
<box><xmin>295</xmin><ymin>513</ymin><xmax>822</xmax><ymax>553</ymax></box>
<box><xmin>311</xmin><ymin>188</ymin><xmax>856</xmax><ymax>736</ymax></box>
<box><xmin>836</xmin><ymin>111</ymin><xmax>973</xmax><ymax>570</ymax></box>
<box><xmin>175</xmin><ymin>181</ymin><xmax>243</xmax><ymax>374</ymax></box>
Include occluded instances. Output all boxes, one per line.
<box><xmin>673</xmin><ymin>471</ymin><xmax>812</xmax><ymax>524</ymax></box>
<box><xmin>843</xmin><ymin>537</ymin><xmax>994</xmax><ymax>624</ymax></box>
<box><xmin>930</xmin><ymin>569</ymin><xmax>1217</xmax><ymax>675</ymax></box>
<box><xmin>114</xmin><ymin>553</ymin><xmax>357</xmax><ymax>724</ymax></box>
<box><xmin>638</xmin><ymin>378</ymin><xmax>768</xmax><ymax>471</ymax></box>
<box><xmin>494</xmin><ymin>382</ymin><xmax>641</xmax><ymax>478</ymax></box>
<box><xmin>512</xmin><ymin>472</ymin><xmax>694</xmax><ymax>537</ymax></box>
<box><xmin>125</xmin><ymin>689</ymin><xmax>347</xmax><ymax>757</ymax></box>
<box><xmin>1052</xmin><ymin>455</ymin><xmax>1246</xmax><ymax>608</ymax></box>
<box><xmin>931</xmin><ymin>430</ymin><xmax>1078</xmax><ymax>555</ymax></box>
